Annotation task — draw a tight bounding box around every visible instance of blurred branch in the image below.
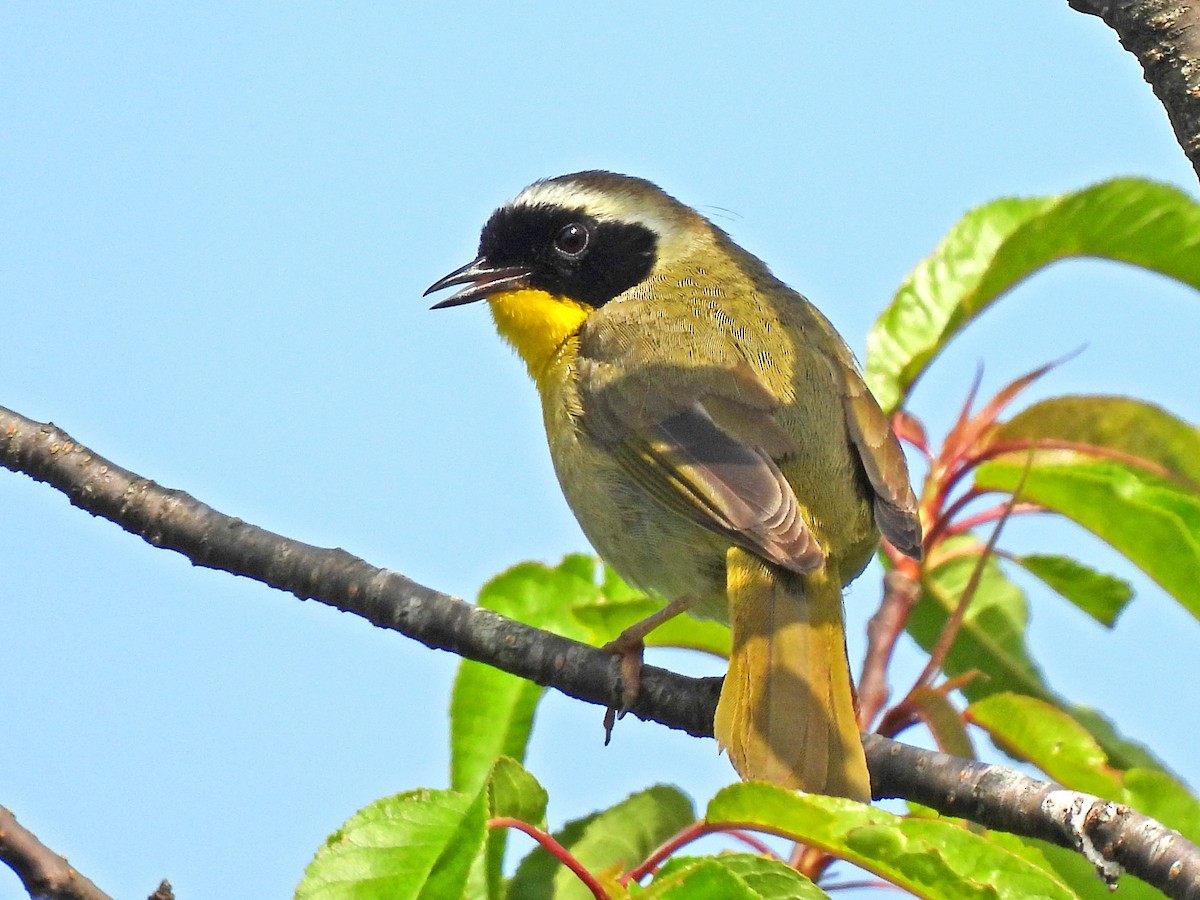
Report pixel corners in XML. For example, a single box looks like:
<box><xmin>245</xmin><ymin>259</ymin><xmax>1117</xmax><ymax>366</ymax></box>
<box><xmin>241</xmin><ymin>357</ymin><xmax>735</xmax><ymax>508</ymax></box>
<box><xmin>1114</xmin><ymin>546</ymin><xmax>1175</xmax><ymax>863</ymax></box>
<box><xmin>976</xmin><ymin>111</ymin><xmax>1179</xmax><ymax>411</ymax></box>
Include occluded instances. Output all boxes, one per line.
<box><xmin>0</xmin><ymin>804</ymin><xmax>111</xmax><ymax>900</ymax></box>
<box><xmin>4</xmin><ymin>404</ymin><xmax>1200</xmax><ymax>898</ymax></box>
<box><xmin>1068</xmin><ymin>0</ymin><xmax>1200</xmax><ymax>181</ymax></box>
<box><xmin>857</xmin><ymin>569</ymin><xmax>921</xmax><ymax>730</ymax></box>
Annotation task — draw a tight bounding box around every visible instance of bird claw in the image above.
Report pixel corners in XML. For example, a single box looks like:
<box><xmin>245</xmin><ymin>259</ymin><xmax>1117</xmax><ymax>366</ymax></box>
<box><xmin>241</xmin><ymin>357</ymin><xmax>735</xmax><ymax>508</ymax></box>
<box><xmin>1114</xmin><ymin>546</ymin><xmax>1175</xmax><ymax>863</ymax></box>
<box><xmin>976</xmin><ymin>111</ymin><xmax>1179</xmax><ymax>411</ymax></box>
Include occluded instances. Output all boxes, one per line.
<box><xmin>602</xmin><ymin>633</ymin><xmax>646</xmax><ymax>743</ymax></box>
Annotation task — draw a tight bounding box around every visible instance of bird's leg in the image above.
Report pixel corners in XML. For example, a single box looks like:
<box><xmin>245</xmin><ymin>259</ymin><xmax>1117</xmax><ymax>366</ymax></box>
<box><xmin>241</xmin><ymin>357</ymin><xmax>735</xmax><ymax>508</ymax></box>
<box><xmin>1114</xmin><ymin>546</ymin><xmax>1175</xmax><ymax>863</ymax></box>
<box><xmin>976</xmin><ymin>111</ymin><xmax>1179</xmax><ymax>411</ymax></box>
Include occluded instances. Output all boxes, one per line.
<box><xmin>602</xmin><ymin>595</ymin><xmax>694</xmax><ymax>742</ymax></box>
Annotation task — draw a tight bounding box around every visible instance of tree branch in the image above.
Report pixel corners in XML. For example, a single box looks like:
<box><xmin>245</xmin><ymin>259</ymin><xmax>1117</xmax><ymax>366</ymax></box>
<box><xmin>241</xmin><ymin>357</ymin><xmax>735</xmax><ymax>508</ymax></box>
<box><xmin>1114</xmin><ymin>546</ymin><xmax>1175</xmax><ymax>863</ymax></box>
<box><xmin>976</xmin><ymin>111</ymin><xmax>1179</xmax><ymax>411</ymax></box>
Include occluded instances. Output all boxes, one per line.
<box><xmin>3</xmin><ymin>404</ymin><xmax>1200</xmax><ymax>897</ymax></box>
<box><xmin>1069</xmin><ymin>0</ymin><xmax>1200</xmax><ymax>181</ymax></box>
<box><xmin>869</xmin><ymin>743</ymin><xmax>1200</xmax><ymax>898</ymax></box>
<box><xmin>0</xmin><ymin>804</ymin><xmax>107</xmax><ymax>900</ymax></box>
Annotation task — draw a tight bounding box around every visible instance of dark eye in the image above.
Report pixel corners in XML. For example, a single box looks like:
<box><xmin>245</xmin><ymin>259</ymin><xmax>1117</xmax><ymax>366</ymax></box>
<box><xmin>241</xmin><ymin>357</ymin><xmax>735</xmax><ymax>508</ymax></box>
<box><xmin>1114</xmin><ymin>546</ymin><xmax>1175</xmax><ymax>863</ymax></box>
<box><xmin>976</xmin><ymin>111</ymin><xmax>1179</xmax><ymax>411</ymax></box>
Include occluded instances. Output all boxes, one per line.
<box><xmin>553</xmin><ymin>222</ymin><xmax>590</xmax><ymax>258</ymax></box>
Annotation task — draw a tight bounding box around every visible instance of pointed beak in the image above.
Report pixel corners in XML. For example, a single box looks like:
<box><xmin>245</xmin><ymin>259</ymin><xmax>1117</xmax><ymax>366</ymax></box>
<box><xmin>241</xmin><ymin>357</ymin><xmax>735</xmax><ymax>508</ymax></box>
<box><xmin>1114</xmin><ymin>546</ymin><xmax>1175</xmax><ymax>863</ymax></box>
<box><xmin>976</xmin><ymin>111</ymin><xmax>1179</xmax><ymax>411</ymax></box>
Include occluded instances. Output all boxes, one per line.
<box><xmin>423</xmin><ymin>256</ymin><xmax>532</xmax><ymax>309</ymax></box>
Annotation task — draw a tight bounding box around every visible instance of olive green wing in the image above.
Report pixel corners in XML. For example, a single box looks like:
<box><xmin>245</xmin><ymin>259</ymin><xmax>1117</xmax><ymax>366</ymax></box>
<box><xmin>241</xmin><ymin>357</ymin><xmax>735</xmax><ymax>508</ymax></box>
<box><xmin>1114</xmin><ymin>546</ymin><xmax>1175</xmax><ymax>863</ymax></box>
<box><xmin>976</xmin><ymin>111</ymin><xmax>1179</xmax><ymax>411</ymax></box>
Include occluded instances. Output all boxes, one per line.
<box><xmin>579</xmin><ymin>356</ymin><xmax>825</xmax><ymax>575</ymax></box>
<box><xmin>805</xmin><ymin>309</ymin><xmax>923</xmax><ymax>560</ymax></box>
<box><xmin>840</xmin><ymin>373</ymin><xmax>922</xmax><ymax>559</ymax></box>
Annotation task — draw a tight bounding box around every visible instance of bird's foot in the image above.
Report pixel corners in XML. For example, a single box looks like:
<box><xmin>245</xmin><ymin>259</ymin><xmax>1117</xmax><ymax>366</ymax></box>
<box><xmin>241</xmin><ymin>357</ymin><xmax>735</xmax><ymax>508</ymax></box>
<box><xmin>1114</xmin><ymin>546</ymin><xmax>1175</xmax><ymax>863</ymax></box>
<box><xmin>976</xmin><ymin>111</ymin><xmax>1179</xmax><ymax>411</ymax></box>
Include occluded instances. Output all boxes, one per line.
<box><xmin>601</xmin><ymin>631</ymin><xmax>646</xmax><ymax>744</ymax></box>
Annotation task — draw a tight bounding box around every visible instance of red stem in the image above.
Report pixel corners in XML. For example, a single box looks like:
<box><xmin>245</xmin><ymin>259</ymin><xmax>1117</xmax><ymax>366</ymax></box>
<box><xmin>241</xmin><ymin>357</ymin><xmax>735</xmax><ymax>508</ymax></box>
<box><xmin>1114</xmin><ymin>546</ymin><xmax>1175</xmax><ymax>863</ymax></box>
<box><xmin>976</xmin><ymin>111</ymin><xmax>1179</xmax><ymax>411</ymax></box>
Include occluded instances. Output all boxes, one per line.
<box><xmin>623</xmin><ymin>821</ymin><xmax>721</xmax><ymax>885</ymax></box>
<box><xmin>943</xmin><ymin>501</ymin><xmax>1041</xmax><ymax>538</ymax></box>
<box><xmin>922</xmin><ymin>485</ymin><xmax>992</xmax><ymax>549</ymax></box>
<box><xmin>962</xmin><ymin>437</ymin><xmax>1186</xmax><ymax>485</ymax></box>
<box><xmin>622</xmin><ymin>820</ymin><xmax>783</xmax><ymax>885</ymax></box>
<box><xmin>489</xmin><ymin>817</ymin><xmax>610</xmax><ymax>899</ymax></box>
<box><xmin>727</xmin><ymin>830</ymin><xmax>780</xmax><ymax>857</ymax></box>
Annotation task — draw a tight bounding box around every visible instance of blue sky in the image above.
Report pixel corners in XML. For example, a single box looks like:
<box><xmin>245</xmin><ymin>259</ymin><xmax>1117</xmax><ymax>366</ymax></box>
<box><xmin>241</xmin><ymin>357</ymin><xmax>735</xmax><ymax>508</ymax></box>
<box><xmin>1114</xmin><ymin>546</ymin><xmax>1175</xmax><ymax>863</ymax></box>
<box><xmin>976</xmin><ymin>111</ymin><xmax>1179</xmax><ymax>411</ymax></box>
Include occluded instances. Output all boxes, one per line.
<box><xmin>3</xmin><ymin>4</ymin><xmax>1198</xmax><ymax>897</ymax></box>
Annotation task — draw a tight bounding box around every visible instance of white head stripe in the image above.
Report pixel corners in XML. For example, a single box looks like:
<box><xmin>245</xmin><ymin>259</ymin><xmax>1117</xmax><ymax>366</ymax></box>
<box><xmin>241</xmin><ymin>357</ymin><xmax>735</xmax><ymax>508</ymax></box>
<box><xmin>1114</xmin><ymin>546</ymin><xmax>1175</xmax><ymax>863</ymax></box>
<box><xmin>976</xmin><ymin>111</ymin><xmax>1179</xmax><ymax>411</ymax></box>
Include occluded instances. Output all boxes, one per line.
<box><xmin>508</xmin><ymin>177</ymin><xmax>692</xmax><ymax>260</ymax></box>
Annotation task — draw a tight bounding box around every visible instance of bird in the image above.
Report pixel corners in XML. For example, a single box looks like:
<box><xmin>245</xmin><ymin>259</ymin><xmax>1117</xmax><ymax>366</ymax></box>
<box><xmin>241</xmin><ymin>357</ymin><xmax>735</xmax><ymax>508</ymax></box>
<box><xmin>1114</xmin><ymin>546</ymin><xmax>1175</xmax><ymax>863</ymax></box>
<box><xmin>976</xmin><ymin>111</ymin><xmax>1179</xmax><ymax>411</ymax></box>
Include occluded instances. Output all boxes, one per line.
<box><xmin>424</xmin><ymin>171</ymin><xmax>921</xmax><ymax>800</ymax></box>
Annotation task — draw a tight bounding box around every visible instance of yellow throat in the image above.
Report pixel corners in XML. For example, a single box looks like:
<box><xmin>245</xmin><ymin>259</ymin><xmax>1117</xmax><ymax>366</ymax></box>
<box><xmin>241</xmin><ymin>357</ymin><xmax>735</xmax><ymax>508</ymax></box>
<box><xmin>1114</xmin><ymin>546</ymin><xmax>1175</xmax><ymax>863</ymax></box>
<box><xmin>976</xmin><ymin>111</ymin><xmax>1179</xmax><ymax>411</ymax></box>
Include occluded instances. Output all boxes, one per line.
<box><xmin>488</xmin><ymin>288</ymin><xmax>591</xmax><ymax>384</ymax></box>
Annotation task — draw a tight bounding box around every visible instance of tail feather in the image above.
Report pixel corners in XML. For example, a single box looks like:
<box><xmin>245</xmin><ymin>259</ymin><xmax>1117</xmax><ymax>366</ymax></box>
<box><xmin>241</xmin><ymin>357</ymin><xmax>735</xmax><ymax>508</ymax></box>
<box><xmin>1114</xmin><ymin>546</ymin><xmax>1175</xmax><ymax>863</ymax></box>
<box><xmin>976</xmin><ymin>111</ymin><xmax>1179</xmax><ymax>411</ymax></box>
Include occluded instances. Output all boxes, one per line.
<box><xmin>713</xmin><ymin>547</ymin><xmax>871</xmax><ymax>801</ymax></box>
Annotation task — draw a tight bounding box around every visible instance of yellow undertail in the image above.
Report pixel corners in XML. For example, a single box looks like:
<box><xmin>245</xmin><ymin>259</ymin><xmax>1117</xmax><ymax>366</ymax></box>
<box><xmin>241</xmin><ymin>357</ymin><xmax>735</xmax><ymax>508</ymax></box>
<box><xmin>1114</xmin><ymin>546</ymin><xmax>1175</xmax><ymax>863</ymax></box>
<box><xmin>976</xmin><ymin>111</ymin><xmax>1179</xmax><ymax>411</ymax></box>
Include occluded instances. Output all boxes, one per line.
<box><xmin>713</xmin><ymin>547</ymin><xmax>871</xmax><ymax>801</ymax></box>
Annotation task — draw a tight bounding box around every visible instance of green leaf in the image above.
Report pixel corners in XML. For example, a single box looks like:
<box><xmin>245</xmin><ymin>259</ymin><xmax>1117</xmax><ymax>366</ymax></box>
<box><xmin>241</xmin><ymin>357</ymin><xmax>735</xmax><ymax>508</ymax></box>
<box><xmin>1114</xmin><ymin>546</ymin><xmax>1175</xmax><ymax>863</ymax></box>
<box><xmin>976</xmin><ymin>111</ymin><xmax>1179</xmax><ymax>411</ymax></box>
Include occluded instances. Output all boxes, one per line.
<box><xmin>642</xmin><ymin>859</ymin><xmax>758</xmax><ymax>899</ymax></box>
<box><xmin>907</xmin><ymin>687</ymin><xmax>975</xmax><ymax>759</ymax></box>
<box><xmin>489</xmin><ymin>756</ymin><xmax>549</xmax><ymax>826</ymax></box>
<box><xmin>450</xmin><ymin>558</ymin><xmax>599</xmax><ymax>794</ymax></box>
<box><xmin>911</xmin><ymin>539</ymin><xmax>1174</xmax><ymax>779</ymax></box>
<box><xmin>989</xmin><ymin>832</ymin><xmax>1163</xmax><ymax>900</ymax></box>
<box><xmin>974</xmin><ymin>452</ymin><xmax>1200</xmax><ymax>621</ymax></box>
<box><xmin>909</xmin><ymin>539</ymin><xmax>1051</xmax><ymax>702</ymax></box>
<box><xmin>648</xmin><ymin>855</ymin><xmax>826</xmax><ymax>899</ymax></box>
<box><xmin>451</xmin><ymin>556</ymin><xmax>731</xmax><ymax>794</ymax></box>
<box><xmin>296</xmin><ymin>788</ymin><xmax>486</xmax><ymax>900</ymax></box>
<box><xmin>450</xmin><ymin>662</ymin><xmax>544</xmax><ymax>795</ymax></box>
<box><xmin>995</xmin><ymin>395</ymin><xmax>1200</xmax><ymax>488</ymax></box>
<box><xmin>1067</xmin><ymin>707</ymin><xmax>1169</xmax><ymax>775</ymax></box>
<box><xmin>1013</xmin><ymin>554</ymin><xmax>1132</xmax><ymax>627</ymax></box>
<box><xmin>866</xmin><ymin>179</ymin><xmax>1200</xmax><ymax>412</ymax></box>
<box><xmin>571</xmin><ymin>594</ymin><xmax>731</xmax><ymax>658</ymax></box>
<box><xmin>968</xmin><ymin>695</ymin><xmax>1200</xmax><ymax>843</ymax></box>
<box><xmin>474</xmin><ymin>758</ymin><xmax>549</xmax><ymax>900</ymax></box>
<box><xmin>706</xmin><ymin>783</ymin><xmax>1078</xmax><ymax>899</ymax></box>
<box><xmin>904</xmin><ymin>812</ymin><xmax>1159</xmax><ymax>900</ymax></box>
<box><xmin>600</xmin><ymin>561</ymin><xmax>646</xmax><ymax>604</ymax></box>
<box><xmin>967</xmin><ymin>694</ymin><xmax>1123</xmax><ymax>798</ymax></box>
<box><xmin>507</xmin><ymin>785</ymin><xmax>695</xmax><ymax>900</ymax></box>
<box><xmin>571</xmin><ymin>563</ymin><xmax>731</xmax><ymax>656</ymax></box>
<box><xmin>705</xmin><ymin>855</ymin><xmax>826</xmax><ymax>899</ymax></box>
<box><xmin>1124</xmin><ymin>769</ymin><xmax>1200</xmax><ymax>844</ymax></box>
<box><xmin>969</xmin><ymin>698</ymin><xmax>1200</xmax><ymax>895</ymax></box>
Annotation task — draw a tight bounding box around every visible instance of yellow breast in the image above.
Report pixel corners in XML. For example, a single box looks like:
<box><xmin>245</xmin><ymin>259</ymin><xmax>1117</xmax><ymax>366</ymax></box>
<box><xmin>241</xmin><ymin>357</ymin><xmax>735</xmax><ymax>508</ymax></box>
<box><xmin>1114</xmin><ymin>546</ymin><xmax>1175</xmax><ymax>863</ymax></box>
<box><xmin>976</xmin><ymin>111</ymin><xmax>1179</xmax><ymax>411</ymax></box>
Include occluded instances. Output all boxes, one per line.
<box><xmin>487</xmin><ymin>289</ymin><xmax>592</xmax><ymax>385</ymax></box>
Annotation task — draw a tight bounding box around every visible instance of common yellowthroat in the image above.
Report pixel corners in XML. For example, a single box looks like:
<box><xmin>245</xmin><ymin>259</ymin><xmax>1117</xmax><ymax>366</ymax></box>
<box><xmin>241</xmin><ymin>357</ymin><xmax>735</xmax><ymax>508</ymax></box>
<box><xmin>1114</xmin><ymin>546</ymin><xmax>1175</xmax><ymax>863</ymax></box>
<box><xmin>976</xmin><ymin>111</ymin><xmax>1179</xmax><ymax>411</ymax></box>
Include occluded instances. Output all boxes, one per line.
<box><xmin>426</xmin><ymin>171</ymin><xmax>921</xmax><ymax>800</ymax></box>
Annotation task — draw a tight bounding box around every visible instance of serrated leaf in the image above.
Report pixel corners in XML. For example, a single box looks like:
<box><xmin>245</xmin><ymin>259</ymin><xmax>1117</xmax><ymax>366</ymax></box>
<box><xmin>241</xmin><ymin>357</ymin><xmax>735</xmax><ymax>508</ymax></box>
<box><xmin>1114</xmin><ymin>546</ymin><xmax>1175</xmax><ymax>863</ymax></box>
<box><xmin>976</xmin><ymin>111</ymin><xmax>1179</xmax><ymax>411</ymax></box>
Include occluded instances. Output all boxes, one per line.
<box><xmin>968</xmin><ymin>694</ymin><xmax>1123</xmax><ymax>798</ymax></box>
<box><xmin>296</xmin><ymin>788</ymin><xmax>486</xmax><ymax>900</ymax></box>
<box><xmin>477</xmin><ymin>556</ymin><xmax>604</xmax><ymax>638</ymax></box>
<box><xmin>995</xmin><ymin>395</ymin><xmax>1200</xmax><ymax>489</ymax></box>
<box><xmin>572</xmin><ymin>563</ymin><xmax>731</xmax><ymax>656</ymax></box>
<box><xmin>704</xmin><ymin>854</ymin><xmax>828</xmax><ymax>899</ymax></box>
<box><xmin>507</xmin><ymin>785</ymin><xmax>695</xmax><ymax>900</ymax></box>
<box><xmin>1014</xmin><ymin>554</ymin><xmax>1132</xmax><ymax>627</ymax></box>
<box><xmin>450</xmin><ymin>558</ymin><xmax>600</xmax><ymax>794</ymax></box>
<box><xmin>866</xmin><ymin>179</ymin><xmax>1200</xmax><ymax>412</ymax></box>
<box><xmin>974</xmin><ymin>453</ymin><xmax>1200</xmax><ymax>620</ymax></box>
<box><xmin>641</xmin><ymin>858</ymin><xmax>758</xmax><ymax>899</ymax></box>
<box><xmin>646</xmin><ymin>854</ymin><xmax>829</xmax><ymax>899</ymax></box>
<box><xmin>706</xmin><ymin>783</ymin><xmax>1078</xmax><ymax>899</ymax></box>
<box><xmin>902</xmin><ymin>810</ymin><xmax>1142</xmax><ymax>899</ymax></box>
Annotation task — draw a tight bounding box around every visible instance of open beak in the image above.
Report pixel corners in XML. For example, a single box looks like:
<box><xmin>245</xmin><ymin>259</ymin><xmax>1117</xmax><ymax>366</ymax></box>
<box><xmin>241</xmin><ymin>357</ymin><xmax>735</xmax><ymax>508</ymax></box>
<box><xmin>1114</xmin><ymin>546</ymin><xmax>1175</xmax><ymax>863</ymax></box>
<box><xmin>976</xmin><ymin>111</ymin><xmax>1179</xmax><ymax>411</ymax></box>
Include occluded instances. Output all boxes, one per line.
<box><xmin>423</xmin><ymin>257</ymin><xmax>532</xmax><ymax>309</ymax></box>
